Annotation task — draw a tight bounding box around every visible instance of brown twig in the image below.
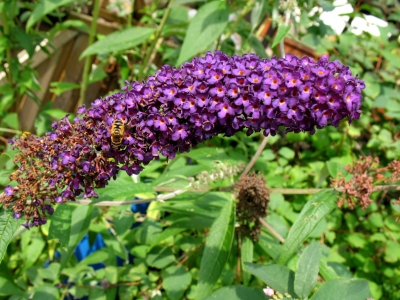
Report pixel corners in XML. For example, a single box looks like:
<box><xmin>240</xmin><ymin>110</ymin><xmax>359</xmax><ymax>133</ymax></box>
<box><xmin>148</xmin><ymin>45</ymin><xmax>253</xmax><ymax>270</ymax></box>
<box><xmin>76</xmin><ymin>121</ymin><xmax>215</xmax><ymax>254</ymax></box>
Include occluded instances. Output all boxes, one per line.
<box><xmin>237</xmin><ymin>136</ymin><xmax>270</xmax><ymax>183</ymax></box>
<box><xmin>258</xmin><ymin>217</ymin><xmax>285</xmax><ymax>243</ymax></box>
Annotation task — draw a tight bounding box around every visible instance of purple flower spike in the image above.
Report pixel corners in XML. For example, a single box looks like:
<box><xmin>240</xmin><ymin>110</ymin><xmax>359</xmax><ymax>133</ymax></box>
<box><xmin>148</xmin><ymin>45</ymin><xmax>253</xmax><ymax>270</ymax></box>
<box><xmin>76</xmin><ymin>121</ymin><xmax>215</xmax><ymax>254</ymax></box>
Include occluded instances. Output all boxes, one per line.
<box><xmin>1</xmin><ymin>51</ymin><xmax>365</xmax><ymax>227</ymax></box>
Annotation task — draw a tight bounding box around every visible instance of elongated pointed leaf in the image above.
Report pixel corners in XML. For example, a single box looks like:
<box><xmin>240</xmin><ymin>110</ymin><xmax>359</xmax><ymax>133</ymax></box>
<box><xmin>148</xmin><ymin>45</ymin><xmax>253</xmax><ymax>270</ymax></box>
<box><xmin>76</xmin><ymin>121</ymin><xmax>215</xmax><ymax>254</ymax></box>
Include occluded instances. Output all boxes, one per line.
<box><xmin>310</xmin><ymin>278</ymin><xmax>371</xmax><ymax>300</ymax></box>
<box><xmin>48</xmin><ymin>204</ymin><xmax>74</xmax><ymax>248</ymax></box>
<box><xmin>271</xmin><ymin>24</ymin><xmax>291</xmax><ymax>48</ymax></box>
<box><xmin>26</xmin><ymin>0</ymin><xmax>75</xmax><ymax>30</ymax></box>
<box><xmin>294</xmin><ymin>242</ymin><xmax>321</xmax><ymax>299</ymax></box>
<box><xmin>244</xmin><ymin>263</ymin><xmax>298</xmax><ymax>297</ymax></box>
<box><xmin>80</xmin><ymin>27</ymin><xmax>155</xmax><ymax>59</ymax></box>
<box><xmin>59</xmin><ymin>205</ymin><xmax>93</xmax><ymax>273</ymax></box>
<box><xmin>195</xmin><ymin>194</ymin><xmax>235</xmax><ymax>300</ymax></box>
<box><xmin>177</xmin><ymin>1</ymin><xmax>229</xmax><ymax>65</ymax></box>
<box><xmin>278</xmin><ymin>190</ymin><xmax>337</xmax><ymax>264</ymax></box>
<box><xmin>205</xmin><ymin>286</ymin><xmax>266</xmax><ymax>300</ymax></box>
<box><xmin>0</xmin><ymin>210</ymin><xmax>21</xmax><ymax>264</ymax></box>
<box><xmin>241</xmin><ymin>236</ymin><xmax>253</xmax><ymax>285</ymax></box>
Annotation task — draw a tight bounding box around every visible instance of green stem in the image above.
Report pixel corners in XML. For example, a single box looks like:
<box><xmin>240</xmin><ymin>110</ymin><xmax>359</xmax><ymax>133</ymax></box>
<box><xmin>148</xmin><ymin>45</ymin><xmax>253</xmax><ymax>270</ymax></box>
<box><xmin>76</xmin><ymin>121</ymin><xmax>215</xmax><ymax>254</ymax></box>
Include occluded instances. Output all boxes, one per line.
<box><xmin>1</xmin><ymin>10</ymin><xmax>14</xmax><ymax>86</ymax></box>
<box><xmin>78</xmin><ymin>0</ymin><xmax>101</xmax><ymax>107</ymax></box>
<box><xmin>126</xmin><ymin>0</ymin><xmax>135</xmax><ymax>27</ymax></box>
<box><xmin>138</xmin><ymin>0</ymin><xmax>174</xmax><ymax>81</ymax></box>
<box><xmin>0</xmin><ymin>128</ymin><xmax>22</xmax><ymax>134</ymax></box>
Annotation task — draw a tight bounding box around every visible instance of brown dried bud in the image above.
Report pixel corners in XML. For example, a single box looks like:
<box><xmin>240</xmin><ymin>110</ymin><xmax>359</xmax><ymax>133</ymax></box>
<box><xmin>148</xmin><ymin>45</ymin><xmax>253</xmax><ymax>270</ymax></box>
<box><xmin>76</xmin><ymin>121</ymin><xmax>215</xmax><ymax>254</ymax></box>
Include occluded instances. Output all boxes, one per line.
<box><xmin>235</xmin><ymin>173</ymin><xmax>270</xmax><ymax>241</ymax></box>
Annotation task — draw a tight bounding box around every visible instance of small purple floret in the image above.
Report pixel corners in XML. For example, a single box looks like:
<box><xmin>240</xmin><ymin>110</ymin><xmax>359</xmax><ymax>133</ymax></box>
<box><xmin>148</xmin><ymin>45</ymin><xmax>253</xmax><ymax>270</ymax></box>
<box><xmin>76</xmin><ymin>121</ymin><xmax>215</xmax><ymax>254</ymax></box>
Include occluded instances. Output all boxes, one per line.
<box><xmin>4</xmin><ymin>186</ymin><xmax>14</xmax><ymax>196</ymax></box>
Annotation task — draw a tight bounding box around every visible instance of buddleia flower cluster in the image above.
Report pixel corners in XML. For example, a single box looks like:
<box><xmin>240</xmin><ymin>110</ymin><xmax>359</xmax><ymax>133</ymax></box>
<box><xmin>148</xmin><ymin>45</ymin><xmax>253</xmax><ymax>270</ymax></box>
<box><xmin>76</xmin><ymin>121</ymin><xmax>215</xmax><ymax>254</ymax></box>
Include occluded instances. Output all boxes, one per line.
<box><xmin>0</xmin><ymin>51</ymin><xmax>365</xmax><ymax>227</ymax></box>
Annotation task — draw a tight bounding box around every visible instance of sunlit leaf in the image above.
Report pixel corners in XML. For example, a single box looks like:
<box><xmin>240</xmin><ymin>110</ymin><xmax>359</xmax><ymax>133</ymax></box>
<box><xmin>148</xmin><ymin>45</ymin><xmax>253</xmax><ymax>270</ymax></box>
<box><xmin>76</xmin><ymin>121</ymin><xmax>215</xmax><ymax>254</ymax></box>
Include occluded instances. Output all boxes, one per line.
<box><xmin>278</xmin><ymin>190</ymin><xmax>337</xmax><ymax>264</ymax></box>
<box><xmin>196</xmin><ymin>194</ymin><xmax>235</xmax><ymax>300</ymax></box>
<box><xmin>245</xmin><ymin>263</ymin><xmax>298</xmax><ymax>297</ymax></box>
<box><xmin>80</xmin><ymin>27</ymin><xmax>155</xmax><ymax>58</ymax></box>
<box><xmin>294</xmin><ymin>242</ymin><xmax>321</xmax><ymax>298</ymax></box>
<box><xmin>271</xmin><ymin>24</ymin><xmax>291</xmax><ymax>48</ymax></box>
<box><xmin>177</xmin><ymin>1</ymin><xmax>229</xmax><ymax>65</ymax></box>
<box><xmin>310</xmin><ymin>278</ymin><xmax>371</xmax><ymax>300</ymax></box>
<box><xmin>0</xmin><ymin>210</ymin><xmax>21</xmax><ymax>264</ymax></box>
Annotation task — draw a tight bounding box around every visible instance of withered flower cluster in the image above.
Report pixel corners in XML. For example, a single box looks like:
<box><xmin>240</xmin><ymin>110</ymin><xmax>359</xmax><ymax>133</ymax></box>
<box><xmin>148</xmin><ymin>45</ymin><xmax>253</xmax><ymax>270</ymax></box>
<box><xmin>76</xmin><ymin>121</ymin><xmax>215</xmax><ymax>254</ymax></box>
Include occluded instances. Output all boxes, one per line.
<box><xmin>235</xmin><ymin>173</ymin><xmax>270</xmax><ymax>241</ymax></box>
<box><xmin>331</xmin><ymin>156</ymin><xmax>400</xmax><ymax>209</ymax></box>
<box><xmin>0</xmin><ymin>51</ymin><xmax>365</xmax><ymax>227</ymax></box>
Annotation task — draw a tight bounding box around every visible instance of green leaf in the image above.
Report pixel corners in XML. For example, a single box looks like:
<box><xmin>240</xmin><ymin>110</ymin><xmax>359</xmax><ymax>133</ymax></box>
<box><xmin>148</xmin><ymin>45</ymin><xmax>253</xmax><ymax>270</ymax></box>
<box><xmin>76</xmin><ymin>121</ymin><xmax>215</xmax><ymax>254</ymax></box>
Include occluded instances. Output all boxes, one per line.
<box><xmin>49</xmin><ymin>20</ymin><xmax>89</xmax><ymax>38</ymax></box>
<box><xmin>278</xmin><ymin>190</ymin><xmax>337</xmax><ymax>264</ymax></box>
<box><xmin>294</xmin><ymin>242</ymin><xmax>321</xmax><ymax>299</ymax></box>
<box><xmin>50</xmin><ymin>82</ymin><xmax>80</xmax><ymax>96</ymax></box>
<box><xmin>78</xmin><ymin>249</ymin><xmax>110</xmax><ymax>267</ymax></box>
<box><xmin>278</xmin><ymin>147</ymin><xmax>295</xmax><ymax>160</ymax></box>
<box><xmin>195</xmin><ymin>195</ymin><xmax>235</xmax><ymax>300</ymax></box>
<box><xmin>95</xmin><ymin>181</ymin><xmax>154</xmax><ymax>202</ymax></box>
<box><xmin>172</xmin><ymin>0</ymin><xmax>206</xmax><ymax>7</ymax></box>
<box><xmin>257</xmin><ymin>232</ymin><xmax>282</xmax><ymax>260</ymax></box>
<box><xmin>376</xmin><ymin>49</ymin><xmax>400</xmax><ymax>69</ymax></box>
<box><xmin>241</xmin><ymin>236</ymin><xmax>253</xmax><ymax>285</ymax></box>
<box><xmin>177</xmin><ymin>1</ymin><xmax>229</xmax><ymax>65</ymax></box>
<box><xmin>133</xmin><ymin>218</ymin><xmax>162</xmax><ymax>245</ymax></box>
<box><xmin>148</xmin><ymin>226</ymin><xmax>186</xmax><ymax>250</ymax></box>
<box><xmin>271</xmin><ymin>24</ymin><xmax>291</xmax><ymax>48</ymax></box>
<box><xmin>0</xmin><ymin>210</ymin><xmax>21</xmax><ymax>264</ymax></box>
<box><xmin>0</xmin><ymin>276</ymin><xmax>24</xmax><ymax>296</ymax></box>
<box><xmin>105</xmin><ymin>266</ymin><xmax>119</xmax><ymax>284</ymax></box>
<box><xmin>102</xmin><ymin>230</ymin><xmax>128</xmax><ymax>261</ymax></box>
<box><xmin>80</xmin><ymin>27</ymin><xmax>155</xmax><ymax>59</ymax></box>
<box><xmin>32</xmin><ymin>284</ymin><xmax>60</xmax><ymax>300</ymax></box>
<box><xmin>318</xmin><ymin>0</ymin><xmax>335</xmax><ymax>11</ymax></box>
<box><xmin>2</xmin><ymin>113</ymin><xmax>19</xmax><ymax>130</ymax></box>
<box><xmin>26</xmin><ymin>0</ymin><xmax>76</xmax><ymax>30</ymax></box>
<box><xmin>48</xmin><ymin>204</ymin><xmax>74</xmax><ymax>248</ymax></box>
<box><xmin>59</xmin><ymin>205</ymin><xmax>93</xmax><ymax>273</ymax></box>
<box><xmin>146</xmin><ymin>246</ymin><xmax>176</xmax><ymax>269</ymax></box>
<box><xmin>162</xmin><ymin>265</ymin><xmax>192</xmax><ymax>300</ymax></box>
<box><xmin>41</xmin><ymin>108</ymin><xmax>70</xmax><ymax>120</ymax></box>
<box><xmin>0</xmin><ymin>153</ymin><xmax>11</xmax><ymax>170</ymax></box>
<box><xmin>24</xmin><ymin>238</ymin><xmax>46</xmax><ymax>270</ymax></box>
<box><xmin>384</xmin><ymin>240</ymin><xmax>400</xmax><ymax>263</ymax></box>
<box><xmin>319</xmin><ymin>258</ymin><xmax>339</xmax><ymax>281</ymax></box>
<box><xmin>310</xmin><ymin>278</ymin><xmax>371</xmax><ymax>300</ymax></box>
<box><xmin>326</xmin><ymin>161</ymin><xmax>346</xmax><ymax>178</ymax></box>
<box><xmin>269</xmin><ymin>193</ymin><xmax>285</xmax><ymax>211</ymax></box>
<box><xmin>205</xmin><ymin>286</ymin><xmax>266</xmax><ymax>300</ymax></box>
<box><xmin>38</xmin><ymin>263</ymin><xmax>60</xmax><ymax>281</ymax></box>
<box><xmin>346</xmin><ymin>233</ymin><xmax>367</xmax><ymax>248</ymax></box>
<box><xmin>244</xmin><ymin>263</ymin><xmax>297</xmax><ymax>297</ymax></box>
<box><xmin>250</xmin><ymin>0</ymin><xmax>267</xmax><ymax>32</ymax></box>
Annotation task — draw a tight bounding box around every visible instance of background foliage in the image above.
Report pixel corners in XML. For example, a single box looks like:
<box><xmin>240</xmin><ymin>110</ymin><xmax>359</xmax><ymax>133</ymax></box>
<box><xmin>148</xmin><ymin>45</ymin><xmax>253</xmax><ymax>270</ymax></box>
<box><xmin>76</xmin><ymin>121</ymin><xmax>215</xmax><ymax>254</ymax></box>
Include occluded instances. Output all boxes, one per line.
<box><xmin>1</xmin><ymin>0</ymin><xmax>400</xmax><ymax>299</ymax></box>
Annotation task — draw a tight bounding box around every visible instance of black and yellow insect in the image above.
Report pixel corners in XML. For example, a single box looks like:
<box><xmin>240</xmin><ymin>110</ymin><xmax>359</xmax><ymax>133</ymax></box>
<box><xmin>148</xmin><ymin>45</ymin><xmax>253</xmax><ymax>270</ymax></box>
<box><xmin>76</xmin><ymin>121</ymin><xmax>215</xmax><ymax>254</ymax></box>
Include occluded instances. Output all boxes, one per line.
<box><xmin>110</xmin><ymin>119</ymin><xmax>125</xmax><ymax>149</ymax></box>
<box><xmin>20</xmin><ymin>131</ymin><xmax>32</xmax><ymax>140</ymax></box>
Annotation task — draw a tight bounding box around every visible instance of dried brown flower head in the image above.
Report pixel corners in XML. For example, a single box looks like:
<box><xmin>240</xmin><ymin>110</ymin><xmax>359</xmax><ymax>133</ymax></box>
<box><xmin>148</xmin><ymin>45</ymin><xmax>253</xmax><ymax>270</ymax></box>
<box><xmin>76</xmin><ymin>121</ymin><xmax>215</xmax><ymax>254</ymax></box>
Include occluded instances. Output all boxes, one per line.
<box><xmin>331</xmin><ymin>156</ymin><xmax>400</xmax><ymax>209</ymax></box>
<box><xmin>235</xmin><ymin>173</ymin><xmax>269</xmax><ymax>241</ymax></box>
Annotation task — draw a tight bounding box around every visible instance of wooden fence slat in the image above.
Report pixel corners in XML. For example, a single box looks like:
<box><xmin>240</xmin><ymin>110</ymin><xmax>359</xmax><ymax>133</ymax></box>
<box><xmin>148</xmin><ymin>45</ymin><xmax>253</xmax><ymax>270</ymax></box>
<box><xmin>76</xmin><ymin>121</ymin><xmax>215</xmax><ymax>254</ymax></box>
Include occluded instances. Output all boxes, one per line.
<box><xmin>53</xmin><ymin>34</ymin><xmax>90</xmax><ymax>113</ymax></box>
